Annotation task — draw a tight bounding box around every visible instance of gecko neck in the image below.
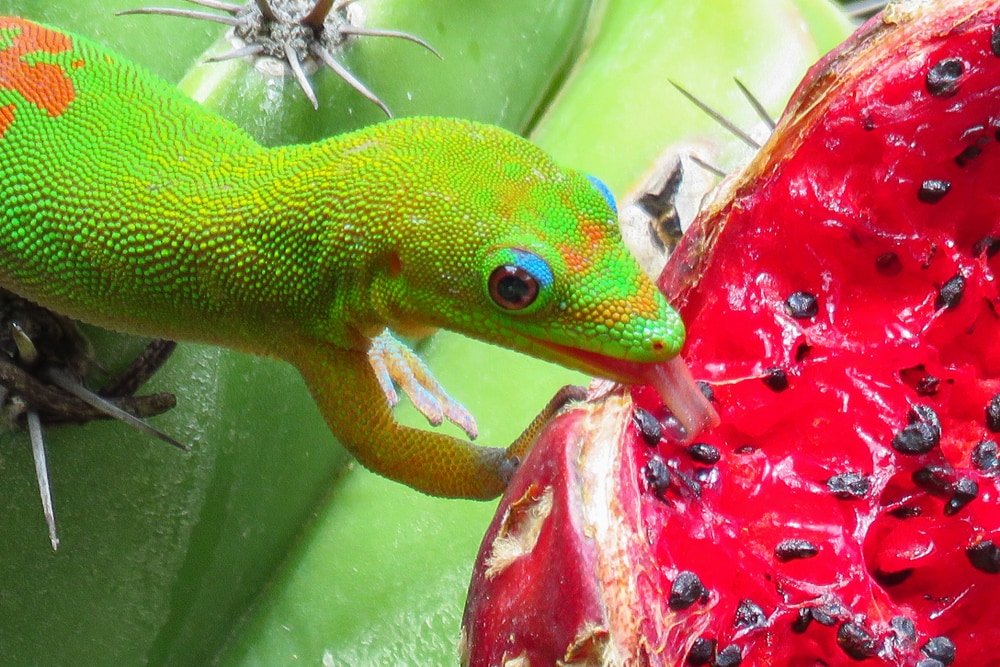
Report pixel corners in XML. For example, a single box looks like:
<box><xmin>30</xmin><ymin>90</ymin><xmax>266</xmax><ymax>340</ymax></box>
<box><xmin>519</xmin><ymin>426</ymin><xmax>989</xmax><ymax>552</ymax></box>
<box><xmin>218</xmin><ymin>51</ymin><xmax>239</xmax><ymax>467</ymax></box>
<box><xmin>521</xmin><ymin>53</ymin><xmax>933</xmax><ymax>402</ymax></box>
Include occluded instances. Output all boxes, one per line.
<box><xmin>128</xmin><ymin>134</ymin><xmax>397</xmax><ymax>356</ymax></box>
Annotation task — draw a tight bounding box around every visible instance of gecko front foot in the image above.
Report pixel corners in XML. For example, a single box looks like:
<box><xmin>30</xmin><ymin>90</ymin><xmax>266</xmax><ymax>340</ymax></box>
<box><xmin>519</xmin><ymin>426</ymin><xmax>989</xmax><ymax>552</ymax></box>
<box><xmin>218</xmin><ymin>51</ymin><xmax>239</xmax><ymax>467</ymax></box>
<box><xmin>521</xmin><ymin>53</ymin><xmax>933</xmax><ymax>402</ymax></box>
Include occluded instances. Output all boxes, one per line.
<box><xmin>367</xmin><ymin>331</ymin><xmax>478</xmax><ymax>439</ymax></box>
<box><xmin>120</xmin><ymin>0</ymin><xmax>440</xmax><ymax>114</ymax></box>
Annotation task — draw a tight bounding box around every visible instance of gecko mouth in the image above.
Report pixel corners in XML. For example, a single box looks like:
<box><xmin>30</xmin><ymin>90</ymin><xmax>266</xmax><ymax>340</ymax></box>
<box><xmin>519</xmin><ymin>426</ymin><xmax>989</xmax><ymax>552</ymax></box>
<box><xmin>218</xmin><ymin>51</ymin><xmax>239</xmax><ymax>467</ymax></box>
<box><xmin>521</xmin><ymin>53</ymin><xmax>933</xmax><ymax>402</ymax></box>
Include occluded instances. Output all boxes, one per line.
<box><xmin>527</xmin><ymin>336</ymin><xmax>720</xmax><ymax>439</ymax></box>
<box><xmin>527</xmin><ymin>337</ymin><xmax>663</xmax><ymax>385</ymax></box>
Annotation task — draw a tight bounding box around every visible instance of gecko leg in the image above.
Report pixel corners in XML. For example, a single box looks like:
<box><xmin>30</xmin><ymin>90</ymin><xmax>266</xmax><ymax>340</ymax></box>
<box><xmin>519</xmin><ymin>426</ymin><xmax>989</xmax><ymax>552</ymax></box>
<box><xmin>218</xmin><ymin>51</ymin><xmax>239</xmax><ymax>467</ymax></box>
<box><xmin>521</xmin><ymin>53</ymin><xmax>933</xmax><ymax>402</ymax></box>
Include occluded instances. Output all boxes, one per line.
<box><xmin>367</xmin><ymin>331</ymin><xmax>478</xmax><ymax>439</ymax></box>
<box><xmin>502</xmin><ymin>385</ymin><xmax>587</xmax><ymax>464</ymax></box>
<box><xmin>296</xmin><ymin>343</ymin><xmax>584</xmax><ymax>499</ymax></box>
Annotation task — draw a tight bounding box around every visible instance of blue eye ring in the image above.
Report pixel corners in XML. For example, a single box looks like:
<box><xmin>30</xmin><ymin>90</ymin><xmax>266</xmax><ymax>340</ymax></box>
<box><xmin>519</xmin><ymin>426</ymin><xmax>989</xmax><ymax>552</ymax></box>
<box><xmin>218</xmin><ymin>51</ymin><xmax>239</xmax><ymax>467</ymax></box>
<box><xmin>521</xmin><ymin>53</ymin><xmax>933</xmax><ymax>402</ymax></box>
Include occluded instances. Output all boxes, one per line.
<box><xmin>587</xmin><ymin>175</ymin><xmax>617</xmax><ymax>214</ymax></box>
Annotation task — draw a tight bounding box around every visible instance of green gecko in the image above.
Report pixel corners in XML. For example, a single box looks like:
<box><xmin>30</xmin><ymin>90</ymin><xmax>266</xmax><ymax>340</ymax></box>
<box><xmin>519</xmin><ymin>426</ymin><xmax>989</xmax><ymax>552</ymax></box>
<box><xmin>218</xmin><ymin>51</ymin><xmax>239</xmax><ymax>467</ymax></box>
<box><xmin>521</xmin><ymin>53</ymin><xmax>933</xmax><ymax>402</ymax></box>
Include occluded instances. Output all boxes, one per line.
<box><xmin>0</xmin><ymin>17</ymin><xmax>686</xmax><ymax>499</ymax></box>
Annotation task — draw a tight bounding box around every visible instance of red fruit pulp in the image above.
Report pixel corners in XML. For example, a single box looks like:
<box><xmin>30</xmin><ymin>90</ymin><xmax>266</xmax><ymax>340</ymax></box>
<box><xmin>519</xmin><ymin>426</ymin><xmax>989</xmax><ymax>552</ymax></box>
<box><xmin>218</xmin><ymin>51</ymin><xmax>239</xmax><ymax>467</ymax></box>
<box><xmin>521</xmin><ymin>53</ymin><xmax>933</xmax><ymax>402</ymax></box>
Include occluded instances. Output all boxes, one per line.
<box><xmin>464</xmin><ymin>2</ymin><xmax>1000</xmax><ymax>665</ymax></box>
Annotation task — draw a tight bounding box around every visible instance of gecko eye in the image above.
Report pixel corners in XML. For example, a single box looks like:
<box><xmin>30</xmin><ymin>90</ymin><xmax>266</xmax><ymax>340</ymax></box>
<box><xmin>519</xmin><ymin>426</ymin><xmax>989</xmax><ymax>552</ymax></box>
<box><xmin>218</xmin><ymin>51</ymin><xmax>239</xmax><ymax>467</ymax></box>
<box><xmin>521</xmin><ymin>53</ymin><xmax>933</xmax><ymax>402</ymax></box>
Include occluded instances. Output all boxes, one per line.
<box><xmin>486</xmin><ymin>249</ymin><xmax>553</xmax><ymax>311</ymax></box>
<box><xmin>489</xmin><ymin>265</ymin><xmax>539</xmax><ymax>310</ymax></box>
<box><xmin>587</xmin><ymin>175</ymin><xmax>617</xmax><ymax>214</ymax></box>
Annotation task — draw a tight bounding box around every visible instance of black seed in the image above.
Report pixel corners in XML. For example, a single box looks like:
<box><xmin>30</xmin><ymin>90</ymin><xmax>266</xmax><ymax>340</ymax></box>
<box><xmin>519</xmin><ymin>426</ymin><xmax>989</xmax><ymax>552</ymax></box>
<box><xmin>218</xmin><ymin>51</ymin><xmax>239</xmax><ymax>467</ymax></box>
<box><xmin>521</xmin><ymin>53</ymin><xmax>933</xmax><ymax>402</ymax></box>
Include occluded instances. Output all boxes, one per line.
<box><xmin>899</xmin><ymin>364</ymin><xmax>928</xmax><ymax>382</ymax></box>
<box><xmin>893</xmin><ymin>422</ymin><xmax>938</xmax><ymax>454</ymax></box>
<box><xmin>811</xmin><ymin>605</ymin><xmax>839</xmax><ymax>627</ymax></box>
<box><xmin>837</xmin><ymin>622</ymin><xmax>878</xmax><ymax>660</ymax></box>
<box><xmin>952</xmin><ymin>477</ymin><xmax>979</xmax><ymax>500</ymax></box>
<box><xmin>955</xmin><ymin>144</ymin><xmax>983</xmax><ymax>167</ymax></box>
<box><xmin>966</xmin><ymin>540</ymin><xmax>1000</xmax><ymax>573</ymax></box>
<box><xmin>916</xmin><ymin>660</ymin><xmax>945</xmax><ymax>667</ymax></box>
<box><xmin>890</xmin><ymin>616</ymin><xmax>916</xmax><ymax>643</ymax></box>
<box><xmin>992</xmin><ymin>24</ymin><xmax>1000</xmax><ymax>57</ymax></box>
<box><xmin>912</xmin><ymin>464</ymin><xmax>955</xmax><ymax>496</ymax></box>
<box><xmin>911</xmin><ymin>404</ymin><xmax>942</xmax><ymax>435</ymax></box>
<box><xmin>890</xmin><ymin>504</ymin><xmax>923</xmax><ymax>519</ymax></box>
<box><xmin>915</xmin><ymin>375</ymin><xmax>941</xmax><ymax>396</ymax></box>
<box><xmin>827</xmin><ymin>472</ymin><xmax>870</xmax><ymax>499</ymax></box>
<box><xmin>775</xmin><ymin>538</ymin><xmax>819</xmax><ymax>562</ymax></box>
<box><xmin>669</xmin><ymin>571</ymin><xmax>706</xmax><ymax>610</ymax></box>
<box><xmin>674</xmin><ymin>469</ymin><xmax>704</xmax><ymax>498</ymax></box>
<box><xmin>987</xmin><ymin>393</ymin><xmax>1000</xmax><ymax>432</ymax></box>
<box><xmin>734</xmin><ymin>599</ymin><xmax>767</xmax><ymax>629</ymax></box>
<box><xmin>918</xmin><ymin>179</ymin><xmax>952</xmax><ymax>204</ymax></box>
<box><xmin>862</xmin><ymin>117</ymin><xmax>876</xmax><ymax>131</ymax></box>
<box><xmin>944</xmin><ymin>496</ymin><xmax>972</xmax><ymax>516</ymax></box>
<box><xmin>785</xmin><ymin>291</ymin><xmax>819</xmax><ymax>319</ymax></box>
<box><xmin>935</xmin><ymin>274</ymin><xmax>966</xmax><ymax>310</ymax></box>
<box><xmin>922</xmin><ymin>636</ymin><xmax>956</xmax><ymax>665</ymax></box>
<box><xmin>697</xmin><ymin>380</ymin><xmax>716</xmax><ymax>402</ymax></box>
<box><xmin>644</xmin><ymin>456</ymin><xmax>671</xmax><ymax>499</ymax></box>
<box><xmin>762</xmin><ymin>368</ymin><xmax>789</xmax><ymax>392</ymax></box>
<box><xmin>792</xmin><ymin>608</ymin><xmax>812</xmax><ymax>633</ymax></box>
<box><xmin>687</xmin><ymin>637</ymin><xmax>716</xmax><ymax>665</ymax></box>
<box><xmin>972</xmin><ymin>439</ymin><xmax>999</xmax><ymax>472</ymax></box>
<box><xmin>944</xmin><ymin>477</ymin><xmax>979</xmax><ymax>515</ymax></box>
<box><xmin>688</xmin><ymin>442</ymin><xmax>721</xmax><ymax>465</ymax></box>
<box><xmin>876</xmin><ymin>251</ymin><xmax>903</xmax><ymax>276</ymax></box>
<box><xmin>873</xmin><ymin>567</ymin><xmax>913</xmax><ymax>587</ymax></box>
<box><xmin>713</xmin><ymin>645</ymin><xmax>742</xmax><ymax>667</ymax></box>
<box><xmin>893</xmin><ymin>405</ymin><xmax>941</xmax><ymax>455</ymax></box>
<box><xmin>925</xmin><ymin>58</ymin><xmax>964</xmax><ymax>97</ymax></box>
<box><xmin>899</xmin><ymin>364</ymin><xmax>941</xmax><ymax>396</ymax></box>
<box><xmin>633</xmin><ymin>408</ymin><xmax>662</xmax><ymax>446</ymax></box>
<box><xmin>795</xmin><ymin>343</ymin><xmax>812</xmax><ymax>362</ymax></box>
<box><xmin>973</xmin><ymin>235</ymin><xmax>1000</xmax><ymax>258</ymax></box>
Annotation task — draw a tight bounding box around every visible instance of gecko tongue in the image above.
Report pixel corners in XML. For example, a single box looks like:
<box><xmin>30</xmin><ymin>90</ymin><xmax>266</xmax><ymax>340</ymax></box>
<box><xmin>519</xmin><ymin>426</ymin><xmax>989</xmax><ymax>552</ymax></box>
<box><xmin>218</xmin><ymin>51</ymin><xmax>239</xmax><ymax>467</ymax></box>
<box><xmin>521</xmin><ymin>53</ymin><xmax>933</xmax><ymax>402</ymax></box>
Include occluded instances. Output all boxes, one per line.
<box><xmin>530</xmin><ymin>337</ymin><xmax>717</xmax><ymax>438</ymax></box>
<box><xmin>642</xmin><ymin>355</ymin><xmax>720</xmax><ymax>440</ymax></box>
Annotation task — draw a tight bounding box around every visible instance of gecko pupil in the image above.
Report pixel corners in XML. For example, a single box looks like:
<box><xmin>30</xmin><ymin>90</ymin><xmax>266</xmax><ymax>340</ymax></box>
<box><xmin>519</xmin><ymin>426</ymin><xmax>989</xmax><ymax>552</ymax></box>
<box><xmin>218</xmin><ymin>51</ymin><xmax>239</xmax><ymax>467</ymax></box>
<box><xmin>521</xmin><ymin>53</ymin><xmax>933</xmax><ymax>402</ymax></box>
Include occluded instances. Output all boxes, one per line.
<box><xmin>489</xmin><ymin>265</ymin><xmax>539</xmax><ymax>310</ymax></box>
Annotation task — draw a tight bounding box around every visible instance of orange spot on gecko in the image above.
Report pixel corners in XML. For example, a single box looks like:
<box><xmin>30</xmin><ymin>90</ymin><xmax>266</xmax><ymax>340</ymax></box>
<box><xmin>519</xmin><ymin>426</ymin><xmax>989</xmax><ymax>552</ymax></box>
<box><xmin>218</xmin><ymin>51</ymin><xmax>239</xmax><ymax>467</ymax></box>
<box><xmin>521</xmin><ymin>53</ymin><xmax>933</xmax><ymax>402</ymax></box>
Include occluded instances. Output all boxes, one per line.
<box><xmin>72</xmin><ymin>59</ymin><xmax>85</xmax><ymax>69</ymax></box>
<box><xmin>557</xmin><ymin>243</ymin><xmax>587</xmax><ymax>272</ymax></box>
<box><xmin>581</xmin><ymin>219</ymin><xmax>607</xmax><ymax>246</ymax></box>
<box><xmin>0</xmin><ymin>104</ymin><xmax>14</xmax><ymax>138</ymax></box>
<box><xmin>0</xmin><ymin>18</ymin><xmax>76</xmax><ymax>117</ymax></box>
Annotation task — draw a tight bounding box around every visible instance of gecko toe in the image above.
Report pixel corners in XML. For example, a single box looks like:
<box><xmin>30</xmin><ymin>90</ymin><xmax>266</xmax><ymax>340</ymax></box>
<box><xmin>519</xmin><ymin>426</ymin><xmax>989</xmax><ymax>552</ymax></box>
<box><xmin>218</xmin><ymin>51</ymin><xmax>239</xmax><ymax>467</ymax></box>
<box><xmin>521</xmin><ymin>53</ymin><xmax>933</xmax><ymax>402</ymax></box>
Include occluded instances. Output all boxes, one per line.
<box><xmin>367</xmin><ymin>330</ymin><xmax>479</xmax><ymax>437</ymax></box>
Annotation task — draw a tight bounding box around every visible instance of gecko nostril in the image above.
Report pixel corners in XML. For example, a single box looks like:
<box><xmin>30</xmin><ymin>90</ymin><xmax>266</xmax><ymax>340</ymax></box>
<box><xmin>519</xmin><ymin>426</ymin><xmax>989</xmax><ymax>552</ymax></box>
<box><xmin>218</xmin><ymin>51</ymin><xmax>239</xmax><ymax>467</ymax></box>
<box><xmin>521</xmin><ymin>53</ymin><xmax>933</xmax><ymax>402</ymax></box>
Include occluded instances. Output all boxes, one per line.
<box><xmin>387</xmin><ymin>251</ymin><xmax>403</xmax><ymax>277</ymax></box>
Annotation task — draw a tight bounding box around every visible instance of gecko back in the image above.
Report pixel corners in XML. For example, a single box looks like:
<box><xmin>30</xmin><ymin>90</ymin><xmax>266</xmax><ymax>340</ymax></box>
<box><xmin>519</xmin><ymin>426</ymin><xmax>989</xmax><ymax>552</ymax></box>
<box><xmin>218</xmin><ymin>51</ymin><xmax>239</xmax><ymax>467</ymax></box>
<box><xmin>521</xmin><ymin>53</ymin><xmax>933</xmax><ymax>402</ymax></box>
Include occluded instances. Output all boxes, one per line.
<box><xmin>0</xmin><ymin>17</ymin><xmax>269</xmax><ymax>337</ymax></box>
<box><xmin>0</xmin><ymin>16</ymin><xmax>258</xmax><ymax>164</ymax></box>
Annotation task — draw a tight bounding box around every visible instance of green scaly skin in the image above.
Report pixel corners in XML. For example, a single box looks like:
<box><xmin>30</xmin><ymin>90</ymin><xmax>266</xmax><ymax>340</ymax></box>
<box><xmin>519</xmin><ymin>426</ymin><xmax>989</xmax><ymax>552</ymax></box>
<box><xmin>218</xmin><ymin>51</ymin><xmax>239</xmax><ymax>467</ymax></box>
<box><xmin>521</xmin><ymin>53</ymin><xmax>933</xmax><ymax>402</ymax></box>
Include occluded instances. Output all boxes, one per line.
<box><xmin>0</xmin><ymin>17</ymin><xmax>684</xmax><ymax>499</ymax></box>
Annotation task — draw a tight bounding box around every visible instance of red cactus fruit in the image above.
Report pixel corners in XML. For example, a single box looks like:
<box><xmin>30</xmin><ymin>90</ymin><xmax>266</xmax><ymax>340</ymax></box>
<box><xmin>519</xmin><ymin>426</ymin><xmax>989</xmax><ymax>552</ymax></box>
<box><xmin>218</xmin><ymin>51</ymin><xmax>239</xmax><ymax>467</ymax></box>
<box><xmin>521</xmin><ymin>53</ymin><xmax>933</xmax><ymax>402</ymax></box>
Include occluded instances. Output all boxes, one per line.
<box><xmin>462</xmin><ymin>2</ymin><xmax>1000</xmax><ymax>665</ymax></box>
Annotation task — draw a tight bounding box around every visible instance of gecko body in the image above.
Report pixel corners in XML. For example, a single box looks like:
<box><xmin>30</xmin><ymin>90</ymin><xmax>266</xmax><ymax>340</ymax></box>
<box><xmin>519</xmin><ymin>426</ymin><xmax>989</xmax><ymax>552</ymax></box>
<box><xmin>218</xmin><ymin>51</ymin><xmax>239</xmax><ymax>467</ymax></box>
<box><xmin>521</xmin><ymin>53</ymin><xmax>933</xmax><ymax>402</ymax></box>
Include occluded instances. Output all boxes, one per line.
<box><xmin>0</xmin><ymin>17</ymin><xmax>684</xmax><ymax>498</ymax></box>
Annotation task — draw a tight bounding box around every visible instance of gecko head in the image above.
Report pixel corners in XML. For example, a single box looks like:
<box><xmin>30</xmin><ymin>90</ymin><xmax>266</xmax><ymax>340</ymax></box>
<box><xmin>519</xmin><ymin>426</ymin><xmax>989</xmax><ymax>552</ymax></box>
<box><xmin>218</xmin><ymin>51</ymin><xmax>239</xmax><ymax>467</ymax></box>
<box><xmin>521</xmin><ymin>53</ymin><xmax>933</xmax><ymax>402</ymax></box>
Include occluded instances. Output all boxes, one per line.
<box><xmin>367</xmin><ymin>118</ymin><xmax>685</xmax><ymax>386</ymax></box>
<box><xmin>467</xmin><ymin>170</ymin><xmax>686</xmax><ymax>385</ymax></box>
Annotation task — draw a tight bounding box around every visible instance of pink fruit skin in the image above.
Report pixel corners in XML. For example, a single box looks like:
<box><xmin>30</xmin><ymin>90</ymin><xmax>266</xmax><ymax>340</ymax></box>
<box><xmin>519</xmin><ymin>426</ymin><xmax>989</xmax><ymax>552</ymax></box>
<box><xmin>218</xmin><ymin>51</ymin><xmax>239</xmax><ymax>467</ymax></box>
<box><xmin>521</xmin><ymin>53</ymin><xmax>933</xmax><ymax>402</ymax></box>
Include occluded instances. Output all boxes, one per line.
<box><xmin>464</xmin><ymin>2</ymin><xmax>1000</xmax><ymax>665</ymax></box>
<box><xmin>460</xmin><ymin>398</ymin><xmax>628</xmax><ymax>665</ymax></box>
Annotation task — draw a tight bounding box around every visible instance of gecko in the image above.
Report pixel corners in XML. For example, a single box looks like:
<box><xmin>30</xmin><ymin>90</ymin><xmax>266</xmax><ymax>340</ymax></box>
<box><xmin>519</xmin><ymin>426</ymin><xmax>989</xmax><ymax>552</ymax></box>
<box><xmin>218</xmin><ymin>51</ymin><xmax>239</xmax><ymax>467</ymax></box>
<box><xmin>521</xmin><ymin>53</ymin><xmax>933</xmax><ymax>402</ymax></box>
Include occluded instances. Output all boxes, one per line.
<box><xmin>0</xmin><ymin>17</ymin><xmax>686</xmax><ymax>499</ymax></box>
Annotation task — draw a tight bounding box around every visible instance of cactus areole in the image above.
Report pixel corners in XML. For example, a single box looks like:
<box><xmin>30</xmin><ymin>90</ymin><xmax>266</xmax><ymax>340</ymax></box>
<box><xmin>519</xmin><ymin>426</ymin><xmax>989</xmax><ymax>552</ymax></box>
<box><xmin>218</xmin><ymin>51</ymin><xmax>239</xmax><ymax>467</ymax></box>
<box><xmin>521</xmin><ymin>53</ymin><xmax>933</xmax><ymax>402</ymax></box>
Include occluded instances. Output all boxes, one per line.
<box><xmin>463</xmin><ymin>1</ymin><xmax>1000</xmax><ymax>665</ymax></box>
